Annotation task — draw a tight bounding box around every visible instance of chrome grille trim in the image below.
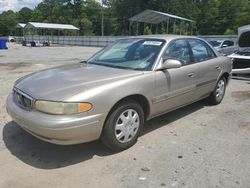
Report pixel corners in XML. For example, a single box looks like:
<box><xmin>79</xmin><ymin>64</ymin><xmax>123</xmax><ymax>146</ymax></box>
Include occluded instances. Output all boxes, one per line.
<box><xmin>13</xmin><ymin>88</ymin><xmax>34</xmax><ymax>111</ymax></box>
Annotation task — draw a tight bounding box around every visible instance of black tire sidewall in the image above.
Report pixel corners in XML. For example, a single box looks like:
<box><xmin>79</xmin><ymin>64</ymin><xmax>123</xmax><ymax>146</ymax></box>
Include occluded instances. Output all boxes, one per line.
<box><xmin>211</xmin><ymin>77</ymin><xmax>226</xmax><ymax>104</ymax></box>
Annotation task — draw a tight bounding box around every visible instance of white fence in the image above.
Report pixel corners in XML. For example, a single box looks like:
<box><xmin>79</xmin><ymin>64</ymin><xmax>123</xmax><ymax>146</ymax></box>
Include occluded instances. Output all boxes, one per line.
<box><xmin>18</xmin><ymin>35</ymin><xmax>238</xmax><ymax>47</ymax></box>
<box><xmin>198</xmin><ymin>35</ymin><xmax>237</xmax><ymax>42</ymax></box>
<box><xmin>23</xmin><ymin>35</ymin><xmax>125</xmax><ymax>47</ymax></box>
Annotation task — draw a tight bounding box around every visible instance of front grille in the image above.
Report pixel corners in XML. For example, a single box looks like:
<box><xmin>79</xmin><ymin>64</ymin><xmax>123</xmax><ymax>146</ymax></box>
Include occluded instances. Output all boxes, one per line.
<box><xmin>13</xmin><ymin>88</ymin><xmax>33</xmax><ymax>110</ymax></box>
<box><xmin>233</xmin><ymin>58</ymin><xmax>250</xmax><ymax>69</ymax></box>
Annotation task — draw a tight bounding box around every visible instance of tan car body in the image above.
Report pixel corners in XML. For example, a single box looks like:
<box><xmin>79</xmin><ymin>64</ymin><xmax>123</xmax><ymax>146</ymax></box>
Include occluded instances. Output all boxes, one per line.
<box><xmin>6</xmin><ymin>35</ymin><xmax>232</xmax><ymax>145</ymax></box>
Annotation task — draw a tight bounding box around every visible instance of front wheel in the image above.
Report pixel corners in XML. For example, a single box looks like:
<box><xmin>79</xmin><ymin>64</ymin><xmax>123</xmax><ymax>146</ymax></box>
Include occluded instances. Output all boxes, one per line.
<box><xmin>207</xmin><ymin>77</ymin><xmax>226</xmax><ymax>105</ymax></box>
<box><xmin>101</xmin><ymin>100</ymin><xmax>144</xmax><ymax>152</ymax></box>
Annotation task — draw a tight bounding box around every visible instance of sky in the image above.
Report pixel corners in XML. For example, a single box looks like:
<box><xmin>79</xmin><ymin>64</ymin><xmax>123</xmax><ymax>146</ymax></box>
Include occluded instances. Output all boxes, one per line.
<box><xmin>0</xmin><ymin>0</ymin><xmax>103</xmax><ymax>13</ymax></box>
<box><xmin>0</xmin><ymin>0</ymin><xmax>42</xmax><ymax>13</ymax></box>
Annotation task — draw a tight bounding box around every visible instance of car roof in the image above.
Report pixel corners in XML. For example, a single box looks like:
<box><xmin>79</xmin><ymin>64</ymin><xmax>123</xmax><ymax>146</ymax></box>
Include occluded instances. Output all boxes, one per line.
<box><xmin>127</xmin><ymin>35</ymin><xmax>200</xmax><ymax>41</ymax></box>
<box><xmin>130</xmin><ymin>35</ymin><xmax>222</xmax><ymax>57</ymax></box>
<box><xmin>209</xmin><ymin>40</ymin><xmax>223</xmax><ymax>42</ymax></box>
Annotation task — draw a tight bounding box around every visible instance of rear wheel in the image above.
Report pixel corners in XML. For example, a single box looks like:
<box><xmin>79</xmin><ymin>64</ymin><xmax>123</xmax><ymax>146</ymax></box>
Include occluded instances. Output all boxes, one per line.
<box><xmin>101</xmin><ymin>100</ymin><xmax>144</xmax><ymax>151</ymax></box>
<box><xmin>207</xmin><ymin>77</ymin><xmax>226</xmax><ymax>105</ymax></box>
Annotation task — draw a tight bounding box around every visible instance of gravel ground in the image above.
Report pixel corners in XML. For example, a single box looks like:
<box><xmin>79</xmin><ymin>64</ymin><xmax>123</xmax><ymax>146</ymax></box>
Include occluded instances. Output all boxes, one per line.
<box><xmin>0</xmin><ymin>43</ymin><xmax>249</xmax><ymax>188</ymax></box>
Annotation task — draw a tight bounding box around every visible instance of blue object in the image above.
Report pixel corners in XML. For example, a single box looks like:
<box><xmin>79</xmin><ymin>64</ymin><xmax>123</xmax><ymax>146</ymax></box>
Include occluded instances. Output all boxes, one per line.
<box><xmin>0</xmin><ymin>39</ymin><xmax>8</xmax><ymax>49</ymax></box>
<box><xmin>30</xmin><ymin>41</ymin><xmax>36</xmax><ymax>47</ymax></box>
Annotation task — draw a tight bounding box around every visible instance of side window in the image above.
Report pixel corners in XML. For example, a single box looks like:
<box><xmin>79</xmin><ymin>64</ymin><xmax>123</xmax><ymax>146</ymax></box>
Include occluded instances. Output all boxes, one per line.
<box><xmin>230</xmin><ymin>41</ymin><xmax>235</xmax><ymax>46</ymax></box>
<box><xmin>163</xmin><ymin>39</ymin><xmax>191</xmax><ymax>65</ymax></box>
<box><xmin>223</xmin><ymin>40</ymin><xmax>234</xmax><ymax>47</ymax></box>
<box><xmin>188</xmin><ymin>39</ymin><xmax>216</xmax><ymax>63</ymax></box>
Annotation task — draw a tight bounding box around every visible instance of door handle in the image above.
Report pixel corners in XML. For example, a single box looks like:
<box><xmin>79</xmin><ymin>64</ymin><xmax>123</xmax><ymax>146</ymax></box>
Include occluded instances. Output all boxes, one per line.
<box><xmin>215</xmin><ymin>66</ymin><xmax>221</xmax><ymax>70</ymax></box>
<box><xmin>188</xmin><ymin>73</ymin><xmax>195</xmax><ymax>78</ymax></box>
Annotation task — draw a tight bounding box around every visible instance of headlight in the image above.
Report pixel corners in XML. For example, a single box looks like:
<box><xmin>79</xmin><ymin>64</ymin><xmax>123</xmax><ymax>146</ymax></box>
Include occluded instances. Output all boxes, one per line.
<box><xmin>35</xmin><ymin>100</ymin><xmax>92</xmax><ymax>115</ymax></box>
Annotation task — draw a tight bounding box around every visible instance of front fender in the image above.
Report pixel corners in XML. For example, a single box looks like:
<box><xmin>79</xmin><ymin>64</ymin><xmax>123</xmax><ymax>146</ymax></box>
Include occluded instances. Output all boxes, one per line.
<box><xmin>67</xmin><ymin>72</ymin><xmax>156</xmax><ymax>120</ymax></box>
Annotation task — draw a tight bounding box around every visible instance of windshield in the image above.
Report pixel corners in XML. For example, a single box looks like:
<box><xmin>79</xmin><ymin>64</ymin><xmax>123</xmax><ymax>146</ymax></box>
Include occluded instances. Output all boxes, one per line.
<box><xmin>88</xmin><ymin>38</ymin><xmax>165</xmax><ymax>70</ymax></box>
<box><xmin>208</xmin><ymin>40</ymin><xmax>222</xmax><ymax>47</ymax></box>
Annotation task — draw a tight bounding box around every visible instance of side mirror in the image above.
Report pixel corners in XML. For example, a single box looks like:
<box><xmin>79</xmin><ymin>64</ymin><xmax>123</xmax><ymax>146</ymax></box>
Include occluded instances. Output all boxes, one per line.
<box><xmin>222</xmin><ymin>44</ymin><xmax>228</xmax><ymax>48</ymax></box>
<box><xmin>158</xmin><ymin>59</ymin><xmax>182</xmax><ymax>70</ymax></box>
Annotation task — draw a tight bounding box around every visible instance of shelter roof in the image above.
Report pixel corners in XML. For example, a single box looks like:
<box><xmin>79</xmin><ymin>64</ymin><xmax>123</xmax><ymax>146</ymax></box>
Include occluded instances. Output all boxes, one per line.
<box><xmin>24</xmin><ymin>22</ymin><xmax>79</xmax><ymax>30</ymax></box>
<box><xmin>129</xmin><ymin>9</ymin><xmax>195</xmax><ymax>24</ymax></box>
<box><xmin>16</xmin><ymin>23</ymin><xmax>26</xmax><ymax>28</ymax></box>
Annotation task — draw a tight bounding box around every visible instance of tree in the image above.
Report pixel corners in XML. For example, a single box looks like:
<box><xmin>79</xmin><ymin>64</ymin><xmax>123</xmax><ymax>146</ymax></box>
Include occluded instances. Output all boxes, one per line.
<box><xmin>18</xmin><ymin>7</ymin><xmax>33</xmax><ymax>23</ymax></box>
<box><xmin>79</xmin><ymin>17</ymin><xmax>93</xmax><ymax>34</ymax></box>
<box><xmin>0</xmin><ymin>0</ymin><xmax>250</xmax><ymax>36</ymax></box>
<box><xmin>0</xmin><ymin>10</ymin><xmax>18</xmax><ymax>36</ymax></box>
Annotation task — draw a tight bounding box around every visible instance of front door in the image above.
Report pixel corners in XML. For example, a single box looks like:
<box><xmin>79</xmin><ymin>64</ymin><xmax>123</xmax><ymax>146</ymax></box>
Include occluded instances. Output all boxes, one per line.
<box><xmin>151</xmin><ymin>39</ymin><xmax>197</xmax><ymax>117</ymax></box>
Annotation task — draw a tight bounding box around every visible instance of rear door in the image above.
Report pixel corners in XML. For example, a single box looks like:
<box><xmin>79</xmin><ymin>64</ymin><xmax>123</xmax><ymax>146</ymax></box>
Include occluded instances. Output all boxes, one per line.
<box><xmin>187</xmin><ymin>39</ymin><xmax>222</xmax><ymax>100</ymax></box>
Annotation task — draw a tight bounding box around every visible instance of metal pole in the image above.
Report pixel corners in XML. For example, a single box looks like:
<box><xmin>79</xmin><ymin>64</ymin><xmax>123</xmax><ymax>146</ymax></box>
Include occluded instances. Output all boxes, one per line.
<box><xmin>167</xmin><ymin>18</ymin><xmax>169</xmax><ymax>34</ymax></box>
<box><xmin>174</xmin><ymin>19</ymin><xmax>176</xmax><ymax>34</ymax></box>
<box><xmin>184</xmin><ymin>22</ymin><xmax>185</xmax><ymax>35</ymax></box>
<box><xmin>101</xmin><ymin>0</ymin><xmax>104</xmax><ymax>36</ymax></box>
<box><xmin>143</xmin><ymin>22</ymin><xmax>145</xmax><ymax>35</ymax></box>
<box><xmin>32</xmin><ymin>28</ymin><xmax>34</xmax><ymax>41</ymax></box>
<box><xmin>57</xmin><ymin>30</ymin><xmax>59</xmax><ymax>44</ymax></box>
<box><xmin>191</xmin><ymin>23</ymin><xmax>193</xmax><ymax>35</ymax></box>
<box><xmin>185</xmin><ymin>23</ymin><xmax>187</xmax><ymax>35</ymax></box>
<box><xmin>136</xmin><ymin>22</ymin><xmax>139</xmax><ymax>35</ymax></box>
<box><xmin>180</xmin><ymin>21</ymin><xmax>182</xmax><ymax>35</ymax></box>
<box><xmin>129</xmin><ymin>21</ymin><xmax>132</xmax><ymax>36</ymax></box>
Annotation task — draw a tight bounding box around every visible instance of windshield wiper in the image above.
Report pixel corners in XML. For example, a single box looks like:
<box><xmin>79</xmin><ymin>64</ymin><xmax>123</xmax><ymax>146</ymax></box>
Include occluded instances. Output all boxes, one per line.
<box><xmin>80</xmin><ymin>60</ymin><xmax>88</xmax><ymax>64</ymax></box>
<box><xmin>90</xmin><ymin>62</ymin><xmax>134</xmax><ymax>70</ymax></box>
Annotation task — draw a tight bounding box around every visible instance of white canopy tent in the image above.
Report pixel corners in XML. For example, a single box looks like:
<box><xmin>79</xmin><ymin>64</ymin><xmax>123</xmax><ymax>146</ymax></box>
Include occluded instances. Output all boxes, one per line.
<box><xmin>129</xmin><ymin>9</ymin><xmax>195</xmax><ymax>35</ymax></box>
<box><xmin>16</xmin><ymin>23</ymin><xmax>26</xmax><ymax>36</ymax></box>
<box><xmin>24</xmin><ymin>22</ymin><xmax>79</xmax><ymax>30</ymax></box>
<box><xmin>16</xmin><ymin>23</ymin><xmax>26</xmax><ymax>28</ymax></box>
<box><xmin>22</xmin><ymin>22</ymin><xmax>80</xmax><ymax>46</ymax></box>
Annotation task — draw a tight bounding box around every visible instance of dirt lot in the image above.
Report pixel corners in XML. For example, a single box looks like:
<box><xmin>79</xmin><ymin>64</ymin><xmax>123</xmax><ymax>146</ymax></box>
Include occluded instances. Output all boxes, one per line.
<box><xmin>0</xmin><ymin>44</ymin><xmax>249</xmax><ymax>188</ymax></box>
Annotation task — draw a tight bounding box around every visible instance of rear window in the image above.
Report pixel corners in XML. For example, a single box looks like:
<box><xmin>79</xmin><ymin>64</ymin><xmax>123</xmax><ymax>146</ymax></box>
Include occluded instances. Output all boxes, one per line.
<box><xmin>188</xmin><ymin>39</ymin><xmax>216</xmax><ymax>63</ymax></box>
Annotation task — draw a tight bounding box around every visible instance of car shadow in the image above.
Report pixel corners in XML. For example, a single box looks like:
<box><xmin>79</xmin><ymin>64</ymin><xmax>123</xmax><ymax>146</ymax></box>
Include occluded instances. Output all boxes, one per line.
<box><xmin>143</xmin><ymin>101</ymin><xmax>206</xmax><ymax>135</ymax></box>
<box><xmin>3</xmin><ymin>122</ymin><xmax>113</xmax><ymax>169</ymax></box>
<box><xmin>3</xmin><ymin>100</ymin><xmax>207</xmax><ymax>169</ymax></box>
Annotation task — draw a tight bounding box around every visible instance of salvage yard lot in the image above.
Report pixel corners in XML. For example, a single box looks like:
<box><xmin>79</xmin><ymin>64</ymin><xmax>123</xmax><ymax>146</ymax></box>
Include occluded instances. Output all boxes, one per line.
<box><xmin>0</xmin><ymin>44</ymin><xmax>250</xmax><ymax>188</ymax></box>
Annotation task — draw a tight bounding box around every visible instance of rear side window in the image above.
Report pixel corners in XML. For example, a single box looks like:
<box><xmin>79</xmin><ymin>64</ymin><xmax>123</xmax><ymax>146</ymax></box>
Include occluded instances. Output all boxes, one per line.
<box><xmin>188</xmin><ymin>39</ymin><xmax>216</xmax><ymax>63</ymax></box>
<box><xmin>223</xmin><ymin>40</ymin><xmax>234</xmax><ymax>47</ymax></box>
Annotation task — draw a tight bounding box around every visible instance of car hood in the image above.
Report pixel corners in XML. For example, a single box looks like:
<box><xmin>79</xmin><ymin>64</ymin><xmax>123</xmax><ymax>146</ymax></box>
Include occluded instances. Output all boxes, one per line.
<box><xmin>229</xmin><ymin>29</ymin><xmax>250</xmax><ymax>58</ymax></box>
<box><xmin>15</xmin><ymin>63</ymin><xmax>143</xmax><ymax>101</ymax></box>
<box><xmin>228</xmin><ymin>52</ymin><xmax>250</xmax><ymax>59</ymax></box>
<box><xmin>238</xmin><ymin>31</ymin><xmax>250</xmax><ymax>48</ymax></box>
<box><xmin>238</xmin><ymin>24</ymin><xmax>250</xmax><ymax>48</ymax></box>
<box><xmin>229</xmin><ymin>47</ymin><xmax>250</xmax><ymax>58</ymax></box>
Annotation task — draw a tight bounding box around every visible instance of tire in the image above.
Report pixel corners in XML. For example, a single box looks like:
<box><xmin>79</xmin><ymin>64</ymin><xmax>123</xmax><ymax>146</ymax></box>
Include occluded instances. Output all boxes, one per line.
<box><xmin>101</xmin><ymin>99</ymin><xmax>144</xmax><ymax>152</ymax></box>
<box><xmin>207</xmin><ymin>77</ymin><xmax>226</xmax><ymax>105</ymax></box>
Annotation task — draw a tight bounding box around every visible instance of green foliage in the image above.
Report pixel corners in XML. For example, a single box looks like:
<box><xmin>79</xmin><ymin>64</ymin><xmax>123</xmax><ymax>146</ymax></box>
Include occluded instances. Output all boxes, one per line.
<box><xmin>0</xmin><ymin>0</ymin><xmax>249</xmax><ymax>36</ymax></box>
<box><xmin>224</xmin><ymin>28</ymin><xmax>235</xmax><ymax>35</ymax></box>
<box><xmin>79</xmin><ymin>17</ymin><xmax>93</xmax><ymax>34</ymax></box>
<box><xmin>0</xmin><ymin>10</ymin><xmax>18</xmax><ymax>36</ymax></box>
<box><xmin>144</xmin><ymin>26</ymin><xmax>152</xmax><ymax>35</ymax></box>
<box><xmin>18</xmin><ymin>7</ymin><xmax>33</xmax><ymax>23</ymax></box>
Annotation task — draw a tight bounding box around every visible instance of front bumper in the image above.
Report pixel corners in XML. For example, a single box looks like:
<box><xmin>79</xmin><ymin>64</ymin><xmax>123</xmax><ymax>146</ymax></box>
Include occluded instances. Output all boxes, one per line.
<box><xmin>6</xmin><ymin>94</ymin><xmax>106</xmax><ymax>145</ymax></box>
